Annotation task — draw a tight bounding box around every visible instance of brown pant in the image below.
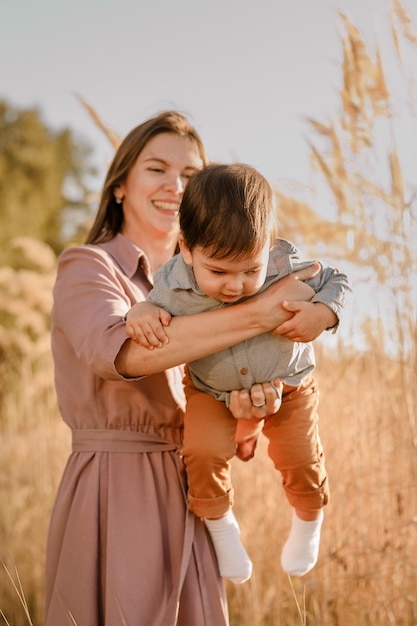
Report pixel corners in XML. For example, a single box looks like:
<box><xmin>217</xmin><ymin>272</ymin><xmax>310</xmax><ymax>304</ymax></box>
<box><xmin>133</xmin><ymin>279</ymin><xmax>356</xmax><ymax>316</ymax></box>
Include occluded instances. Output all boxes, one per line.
<box><xmin>182</xmin><ymin>371</ymin><xmax>329</xmax><ymax>519</ymax></box>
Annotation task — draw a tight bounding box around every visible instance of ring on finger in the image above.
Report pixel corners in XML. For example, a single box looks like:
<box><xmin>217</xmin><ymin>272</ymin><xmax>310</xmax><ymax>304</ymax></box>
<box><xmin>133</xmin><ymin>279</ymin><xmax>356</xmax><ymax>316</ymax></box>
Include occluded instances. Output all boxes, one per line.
<box><xmin>252</xmin><ymin>401</ymin><xmax>266</xmax><ymax>408</ymax></box>
<box><xmin>272</xmin><ymin>385</ymin><xmax>282</xmax><ymax>400</ymax></box>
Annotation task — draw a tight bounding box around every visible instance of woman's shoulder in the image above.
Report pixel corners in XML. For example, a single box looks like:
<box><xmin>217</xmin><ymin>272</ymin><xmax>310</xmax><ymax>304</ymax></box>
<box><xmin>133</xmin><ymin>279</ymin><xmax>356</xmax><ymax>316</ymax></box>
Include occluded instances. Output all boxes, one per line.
<box><xmin>57</xmin><ymin>244</ymin><xmax>111</xmax><ymax>275</ymax></box>
<box><xmin>58</xmin><ymin>243</ymin><xmax>104</xmax><ymax>261</ymax></box>
<box><xmin>58</xmin><ymin>235</ymin><xmax>137</xmax><ymax>269</ymax></box>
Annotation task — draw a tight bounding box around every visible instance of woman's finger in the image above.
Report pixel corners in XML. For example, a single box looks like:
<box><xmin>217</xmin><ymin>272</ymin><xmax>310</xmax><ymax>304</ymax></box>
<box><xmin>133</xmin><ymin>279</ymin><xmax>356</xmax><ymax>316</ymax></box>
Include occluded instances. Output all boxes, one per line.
<box><xmin>262</xmin><ymin>380</ymin><xmax>283</xmax><ymax>414</ymax></box>
<box><xmin>250</xmin><ymin>383</ymin><xmax>265</xmax><ymax>408</ymax></box>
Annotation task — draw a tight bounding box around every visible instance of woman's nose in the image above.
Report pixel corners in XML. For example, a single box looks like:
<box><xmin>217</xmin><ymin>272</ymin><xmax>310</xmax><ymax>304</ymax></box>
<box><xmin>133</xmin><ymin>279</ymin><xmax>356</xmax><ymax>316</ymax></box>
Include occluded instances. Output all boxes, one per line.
<box><xmin>164</xmin><ymin>172</ymin><xmax>184</xmax><ymax>194</ymax></box>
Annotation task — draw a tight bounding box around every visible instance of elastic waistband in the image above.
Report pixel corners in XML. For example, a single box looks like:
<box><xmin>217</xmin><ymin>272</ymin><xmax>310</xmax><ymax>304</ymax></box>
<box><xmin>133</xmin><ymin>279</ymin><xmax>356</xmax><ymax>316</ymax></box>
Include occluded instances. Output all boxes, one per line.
<box><xmin>72</xmin><ymin>428</ymin><xmax>179</xmax><ymax>453</ymax></box>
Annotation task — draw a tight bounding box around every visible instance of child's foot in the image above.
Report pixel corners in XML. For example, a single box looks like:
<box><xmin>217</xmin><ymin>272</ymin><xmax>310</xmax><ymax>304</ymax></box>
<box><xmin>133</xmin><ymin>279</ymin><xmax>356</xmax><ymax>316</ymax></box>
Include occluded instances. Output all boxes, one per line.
<box><xmin>204</xmin><ymin>510</ymin><xmax>252</xmax><ymax>584</ymax></box>
<box><xmin>280</xmin><ymin>510</ymin><xmax>324</xmax><ymax>576</ymax></box>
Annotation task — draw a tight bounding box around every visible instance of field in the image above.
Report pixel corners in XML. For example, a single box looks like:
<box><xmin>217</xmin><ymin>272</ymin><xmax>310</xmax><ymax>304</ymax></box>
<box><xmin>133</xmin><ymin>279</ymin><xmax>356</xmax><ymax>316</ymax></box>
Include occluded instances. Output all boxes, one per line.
<box><xmin>228</xmin><ymin>346</ymin><xmax>417</xmax><ymax>625</ymax></box>
<box><xmin>1</xmin><ymin>320</ymin><xmax>416</xmax><ymax>625</ymax></box>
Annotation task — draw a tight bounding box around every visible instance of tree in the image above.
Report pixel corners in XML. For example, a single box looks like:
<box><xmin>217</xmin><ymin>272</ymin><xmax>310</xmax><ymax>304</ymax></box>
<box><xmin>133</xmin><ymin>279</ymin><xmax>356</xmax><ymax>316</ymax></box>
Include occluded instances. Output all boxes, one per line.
<box><xmin>0</xmin><ymin>99</ymin><xmax>96</xmax><ymax>254</ymax></box>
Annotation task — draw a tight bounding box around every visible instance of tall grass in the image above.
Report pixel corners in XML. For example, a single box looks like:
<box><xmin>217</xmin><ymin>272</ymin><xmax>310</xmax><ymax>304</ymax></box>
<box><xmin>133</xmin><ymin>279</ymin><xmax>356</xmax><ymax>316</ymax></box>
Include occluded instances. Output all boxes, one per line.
<box><xmin>0</xmin><ymin>237</ymin><xmax>69</xmax><ymax>625</ymax></box>
<box><xmin>0</xmin><ymin>414</ymin><xmax>68</xmax><ymax>625</ymax></box>
<box><xmin>1</xmin><ymin>341</ymin><xmax>416</xmax><ymax>625</ymax></box>
<box><xmin>228</xmin><ymin>345</ymin><xmax>417</xmax><ymax>625</ymax></box>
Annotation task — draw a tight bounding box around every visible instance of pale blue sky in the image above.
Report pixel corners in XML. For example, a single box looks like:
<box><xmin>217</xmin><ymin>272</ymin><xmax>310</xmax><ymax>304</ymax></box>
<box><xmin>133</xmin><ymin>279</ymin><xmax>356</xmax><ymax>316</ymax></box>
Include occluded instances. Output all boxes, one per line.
<box><xmin>0</xmin><ymin>0</ymin><xmax>400</xmax><ymax>188</ymax></box>
<box><xmin>1</xmin><ymin>0</ymin><xmax>416</xmax><ymax>351</ymax></box>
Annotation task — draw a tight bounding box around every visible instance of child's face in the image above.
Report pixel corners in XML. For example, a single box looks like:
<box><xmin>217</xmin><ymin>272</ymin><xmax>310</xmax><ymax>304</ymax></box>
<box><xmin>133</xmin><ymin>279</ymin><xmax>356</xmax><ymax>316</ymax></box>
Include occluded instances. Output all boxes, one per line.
<box><xmin>180</xmin><ymin>240</ymin><xmax>270</xmax><ymax>303</ymax></box>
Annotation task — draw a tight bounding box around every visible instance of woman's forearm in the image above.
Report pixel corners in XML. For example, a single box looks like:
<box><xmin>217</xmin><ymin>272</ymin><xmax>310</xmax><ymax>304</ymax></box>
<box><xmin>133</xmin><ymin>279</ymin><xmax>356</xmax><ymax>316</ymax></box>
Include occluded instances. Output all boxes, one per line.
<box><xmin>116</xmin><ymin>268</ymin><xmax>317</xmax><ymax>377</ymax></box>
<box><xmin>117</xmin><ymin>301</ymin><xmax>267</xmax><ymax>377</ymax></box>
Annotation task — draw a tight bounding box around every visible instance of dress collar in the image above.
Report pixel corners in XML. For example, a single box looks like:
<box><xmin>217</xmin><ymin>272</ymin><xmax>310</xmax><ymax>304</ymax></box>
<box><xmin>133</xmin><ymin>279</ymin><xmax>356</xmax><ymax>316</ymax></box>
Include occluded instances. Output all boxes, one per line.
<box><xmin>98</xmin><ymin>233</ymin><xmax>152</xmax><ymax>281</ymax></box>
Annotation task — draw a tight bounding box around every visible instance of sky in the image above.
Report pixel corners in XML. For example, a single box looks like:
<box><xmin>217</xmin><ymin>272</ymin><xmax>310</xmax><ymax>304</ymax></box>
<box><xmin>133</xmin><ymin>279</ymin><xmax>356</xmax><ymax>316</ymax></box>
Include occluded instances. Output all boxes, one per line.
<box><xmin>0</xmin><ymin>0</ymin><xmax>407</xmax><ymax>191</ymax></box>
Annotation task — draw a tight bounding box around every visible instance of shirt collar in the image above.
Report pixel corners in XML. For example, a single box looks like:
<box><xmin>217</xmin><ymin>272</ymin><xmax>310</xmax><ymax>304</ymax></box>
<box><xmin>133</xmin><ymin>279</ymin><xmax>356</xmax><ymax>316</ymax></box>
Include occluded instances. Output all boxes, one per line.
<box><xmin>172</xmin><ymin>254</ymin><xmax>206</xmax><ymax>295</ymax></box>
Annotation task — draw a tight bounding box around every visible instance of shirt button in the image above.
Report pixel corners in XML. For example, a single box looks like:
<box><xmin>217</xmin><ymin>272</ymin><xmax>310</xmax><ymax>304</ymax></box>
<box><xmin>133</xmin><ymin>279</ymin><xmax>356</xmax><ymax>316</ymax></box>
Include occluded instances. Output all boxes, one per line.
<box><xmin>240</xmin><ymin>368</ymin><xmax>248</xmax><ymax>375</ymax></box>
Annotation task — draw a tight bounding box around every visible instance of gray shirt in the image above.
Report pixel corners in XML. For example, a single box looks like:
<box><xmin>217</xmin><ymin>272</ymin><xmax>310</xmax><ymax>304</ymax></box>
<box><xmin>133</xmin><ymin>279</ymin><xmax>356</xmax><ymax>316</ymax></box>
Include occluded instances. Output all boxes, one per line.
<box><xmin>148</xmin><ymin>238</ymin><xmax>350</xmax><ymax>405</ymax></box>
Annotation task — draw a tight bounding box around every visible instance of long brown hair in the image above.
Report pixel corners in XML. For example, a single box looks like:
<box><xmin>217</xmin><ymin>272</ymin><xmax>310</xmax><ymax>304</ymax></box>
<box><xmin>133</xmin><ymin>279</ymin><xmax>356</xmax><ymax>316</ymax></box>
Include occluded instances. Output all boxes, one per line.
<box><xmin>86</xmin><ymin>111</ymin><xmax>208</xmax><ymax>244</ymax></box>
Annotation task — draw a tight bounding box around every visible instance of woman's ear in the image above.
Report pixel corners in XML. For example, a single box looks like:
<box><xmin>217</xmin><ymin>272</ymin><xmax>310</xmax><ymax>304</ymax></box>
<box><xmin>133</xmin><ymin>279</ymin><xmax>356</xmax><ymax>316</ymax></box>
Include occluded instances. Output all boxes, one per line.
<box><xmin>114</xmin><ymin>185</ymin><xmax>124</xmax><ymax>203</ymax></box>
<box><xmin>178</xmin><ymin>233</ymin><xmax>193</xmax><ymax>265</ymax></box>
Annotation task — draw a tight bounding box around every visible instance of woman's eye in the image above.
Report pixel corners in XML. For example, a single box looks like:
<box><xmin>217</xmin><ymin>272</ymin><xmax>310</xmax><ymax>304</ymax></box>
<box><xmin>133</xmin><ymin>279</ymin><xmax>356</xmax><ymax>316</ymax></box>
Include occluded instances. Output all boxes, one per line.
<box><xmin>149</xmin><ymin>167</ymin><xmax>164</xmax><ymax>173</ymax></box>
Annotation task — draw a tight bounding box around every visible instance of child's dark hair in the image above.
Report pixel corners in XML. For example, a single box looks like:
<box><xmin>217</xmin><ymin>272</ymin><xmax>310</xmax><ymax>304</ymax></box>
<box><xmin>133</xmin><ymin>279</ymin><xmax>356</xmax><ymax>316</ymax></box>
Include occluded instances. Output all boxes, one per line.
<box><xmin>179</xmin><ymin>163</ymin><xmax>275</xmax><ymax>260</ymax></box>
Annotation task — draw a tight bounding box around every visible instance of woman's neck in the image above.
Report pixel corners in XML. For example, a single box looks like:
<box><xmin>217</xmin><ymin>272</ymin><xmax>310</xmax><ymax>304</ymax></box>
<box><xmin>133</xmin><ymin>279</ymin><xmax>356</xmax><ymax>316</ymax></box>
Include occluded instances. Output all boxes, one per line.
<box><xmin>147</xmin><ymin>247</ymin><xmax>176</xmax><ymax>274</ymax></box>
<box><xmin>121</xmin><ymin>223</ymin><xmax>179</xmax><ymax>274</ymax></box>
<box><xmin>136</xmin><ymin>235</ymin><xmax>178</xmax><ymax>275</ymax></box>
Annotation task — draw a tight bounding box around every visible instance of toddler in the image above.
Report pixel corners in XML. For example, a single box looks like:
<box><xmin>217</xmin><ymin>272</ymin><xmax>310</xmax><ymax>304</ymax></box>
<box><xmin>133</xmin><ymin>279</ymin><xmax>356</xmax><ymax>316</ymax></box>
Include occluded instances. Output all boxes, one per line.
<box><xmin>126</xmin><ymin>163</ymin><xmax>350</xmax><ymax>583</ymax></box>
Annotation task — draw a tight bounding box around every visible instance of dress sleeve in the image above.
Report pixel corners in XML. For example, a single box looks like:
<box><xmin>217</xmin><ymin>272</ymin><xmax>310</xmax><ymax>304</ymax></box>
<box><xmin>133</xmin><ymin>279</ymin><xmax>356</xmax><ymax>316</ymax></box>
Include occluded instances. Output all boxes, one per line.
<box><xmin>52</xmin><ymin>246</ymin><xmax>137</xmax><ymax>380</ymax></box>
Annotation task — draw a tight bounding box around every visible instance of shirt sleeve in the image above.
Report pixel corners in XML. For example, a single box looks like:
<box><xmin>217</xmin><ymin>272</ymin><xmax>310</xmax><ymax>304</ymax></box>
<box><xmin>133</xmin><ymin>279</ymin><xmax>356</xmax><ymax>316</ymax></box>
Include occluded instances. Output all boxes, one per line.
<box><xmin>146</xmin><ymin>257</ymin><xmax>198</xmax><ymax>316</ymax></box>
<box><xmin>272</xmin><ymin>239</ymin><xmax>352</xmax><ymax>332</ymax></box>
<box><xmin>309</xmin><ymin>266</ymin><xmax>351</xmax><ymax>327</ymax></box>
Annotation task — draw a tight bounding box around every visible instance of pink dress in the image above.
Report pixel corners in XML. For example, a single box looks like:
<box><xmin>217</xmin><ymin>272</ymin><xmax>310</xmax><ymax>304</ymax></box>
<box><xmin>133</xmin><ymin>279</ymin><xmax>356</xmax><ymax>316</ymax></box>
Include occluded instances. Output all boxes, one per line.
<box><xmin>45</xmin><ymin>234</ymin><xmax>228</xmax><ymax>626</ymax></box>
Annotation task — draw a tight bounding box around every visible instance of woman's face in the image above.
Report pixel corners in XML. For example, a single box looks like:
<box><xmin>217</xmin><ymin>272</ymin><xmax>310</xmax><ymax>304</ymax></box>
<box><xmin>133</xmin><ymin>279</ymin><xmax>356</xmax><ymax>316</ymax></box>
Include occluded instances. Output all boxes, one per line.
<box><xmin>116</xmin><ymin>133</ymin><xmax>203</xmax><ymax>245</ymax></box>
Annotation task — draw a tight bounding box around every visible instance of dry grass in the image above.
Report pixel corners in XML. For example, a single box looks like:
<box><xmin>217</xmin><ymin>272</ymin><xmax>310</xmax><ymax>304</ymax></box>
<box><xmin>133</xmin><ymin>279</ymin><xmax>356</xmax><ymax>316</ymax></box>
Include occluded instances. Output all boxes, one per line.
<box><xmin>227</xmin><ymin>347</ymin><xmax>417</xmax><ymax>625</ymax></box>
<box><xmin>1</xmin><ymin>345</ymin><xmax>416</xmax><ymax>625</ymax></box>
<box><xmin>1</xmin><ymin>235</ymin><xmax>415</xmax><ymax>626</ymax></box>
<box><xmin>0</xmin><ymin>403</ymin><xmax>69</xmax><ymax>625</ymax></box>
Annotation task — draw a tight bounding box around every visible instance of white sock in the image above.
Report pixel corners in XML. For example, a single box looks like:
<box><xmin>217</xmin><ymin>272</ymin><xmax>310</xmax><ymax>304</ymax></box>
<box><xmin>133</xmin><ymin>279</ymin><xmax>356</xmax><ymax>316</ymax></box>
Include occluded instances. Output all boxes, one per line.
<box><xmin>204</xmin><ymin>510</ymin><xmax>252</xmax><ymax>584</ymax></box>
<box><xmin>280</xmin><ymin>510</ymin><xmax>324</xmax><ymax>576</ymax></box>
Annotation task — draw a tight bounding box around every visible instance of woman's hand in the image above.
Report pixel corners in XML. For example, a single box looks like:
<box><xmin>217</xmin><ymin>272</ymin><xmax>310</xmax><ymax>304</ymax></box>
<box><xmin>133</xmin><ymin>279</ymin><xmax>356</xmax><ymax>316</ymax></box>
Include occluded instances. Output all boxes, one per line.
<box><xmin>272</xmin><ymin>301</ymin><xmax>338</xmax><ymax>342</ymax></box>
<box><xmin>229</xmin><ymin>380</ymin><xmax>283</xmax><ymax>420</ymax></box>
<box><xmin>250</xmin><ymin>263</ymin><xmax>320</xmax><ymax>332</ymax></box>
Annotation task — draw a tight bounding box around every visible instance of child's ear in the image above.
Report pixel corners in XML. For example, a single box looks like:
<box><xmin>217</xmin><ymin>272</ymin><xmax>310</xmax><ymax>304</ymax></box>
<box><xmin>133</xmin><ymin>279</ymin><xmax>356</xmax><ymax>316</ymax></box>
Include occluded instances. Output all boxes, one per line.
<box><xmin>178</xmin><ymin>233</ymin><xmax>193</xmax><ymax>265</ymax></box>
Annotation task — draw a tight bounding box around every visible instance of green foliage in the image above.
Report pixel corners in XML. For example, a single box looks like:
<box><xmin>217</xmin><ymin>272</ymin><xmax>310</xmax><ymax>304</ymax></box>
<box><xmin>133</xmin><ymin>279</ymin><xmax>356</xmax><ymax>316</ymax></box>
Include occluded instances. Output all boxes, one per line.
<box><xmin>0</xmin><ymin>99</ymin><xmax>96</xmax><ymax>253</ymax></box>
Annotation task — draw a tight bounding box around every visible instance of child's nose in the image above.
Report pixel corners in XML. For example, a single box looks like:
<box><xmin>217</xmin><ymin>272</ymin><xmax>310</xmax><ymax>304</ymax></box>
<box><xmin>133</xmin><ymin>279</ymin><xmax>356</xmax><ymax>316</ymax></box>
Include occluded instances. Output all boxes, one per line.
<box><xmin>225</xmin><ymin>276</ymin><xmax>243</xmax><ymax>292</ymax></box>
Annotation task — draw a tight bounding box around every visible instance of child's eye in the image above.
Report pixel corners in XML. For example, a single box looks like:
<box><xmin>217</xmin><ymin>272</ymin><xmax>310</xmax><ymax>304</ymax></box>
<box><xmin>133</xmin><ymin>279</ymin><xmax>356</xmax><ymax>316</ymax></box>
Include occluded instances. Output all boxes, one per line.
<box><xmin>211</xmin><ymin>270</ymin><xmax>225</xmax><ymax>276</ymax></box>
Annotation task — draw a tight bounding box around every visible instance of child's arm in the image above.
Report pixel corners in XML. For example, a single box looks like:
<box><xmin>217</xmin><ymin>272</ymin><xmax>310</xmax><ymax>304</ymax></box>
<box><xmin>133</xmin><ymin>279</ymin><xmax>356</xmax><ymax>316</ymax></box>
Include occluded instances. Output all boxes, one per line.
<box><xmin>125</xmin><ymin>302</ymin><xmax>172</xmax><ymax>349</ymax></box>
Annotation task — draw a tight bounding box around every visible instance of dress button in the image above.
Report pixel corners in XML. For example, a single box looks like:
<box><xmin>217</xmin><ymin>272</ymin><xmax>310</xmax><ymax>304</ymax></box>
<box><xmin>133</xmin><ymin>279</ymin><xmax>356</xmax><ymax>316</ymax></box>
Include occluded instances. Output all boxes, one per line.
<box><xmin>240</xmin><ymin>368</ymin><xmax>248</xmax><ymax>375</ymax></box>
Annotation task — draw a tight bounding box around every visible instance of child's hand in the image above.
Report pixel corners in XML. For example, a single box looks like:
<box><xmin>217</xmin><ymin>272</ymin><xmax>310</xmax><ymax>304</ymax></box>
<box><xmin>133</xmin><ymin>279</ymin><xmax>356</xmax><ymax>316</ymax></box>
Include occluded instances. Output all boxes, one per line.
<box><xmin>125</xmin><ymin>301</ymin><xmax>172</xmax><ymax>349</ymax></box>
<box><xmin>272</xmin><ymin>301</ymin><xmax>338</xmax><ymax>342</ymax></box>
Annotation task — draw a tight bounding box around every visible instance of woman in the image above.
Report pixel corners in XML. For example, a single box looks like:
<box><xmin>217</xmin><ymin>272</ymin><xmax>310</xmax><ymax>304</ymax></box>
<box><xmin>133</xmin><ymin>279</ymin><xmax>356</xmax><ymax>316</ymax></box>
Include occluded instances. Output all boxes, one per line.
<box><xmin>45</xmin><ymin>110</ymin><xmax>321</xmax><ymax>626</ymax></box>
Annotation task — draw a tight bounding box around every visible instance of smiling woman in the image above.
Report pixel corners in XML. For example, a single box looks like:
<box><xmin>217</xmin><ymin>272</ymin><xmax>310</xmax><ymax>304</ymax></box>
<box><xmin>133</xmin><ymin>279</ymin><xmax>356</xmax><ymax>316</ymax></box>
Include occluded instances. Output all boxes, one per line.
<box><xmin>44</xmin><ymin>110</ymin><xmax>318</xmax><ymax>626</ymax></box>
<box><xmin>113</xmin><ymin>133</ymin><xmax>203</xmax><ymax>269</ymax></box>
<box><xmin>85</xmin><ymin>111</ymin><xmax>207</xmax><ymax>266</ymax></box>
